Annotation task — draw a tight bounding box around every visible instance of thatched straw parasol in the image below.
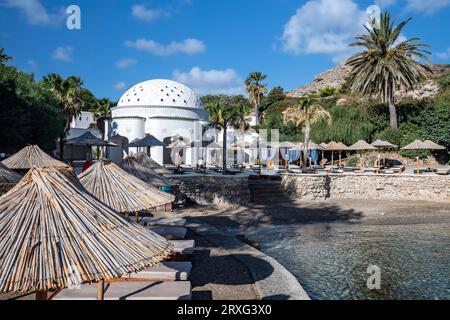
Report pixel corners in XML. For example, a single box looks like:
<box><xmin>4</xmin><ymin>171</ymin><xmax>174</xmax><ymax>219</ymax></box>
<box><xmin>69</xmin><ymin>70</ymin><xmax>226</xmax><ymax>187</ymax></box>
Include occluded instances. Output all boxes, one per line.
<box><xmin>79</xmin><ymin>160</ymin><xmax>175</xmax><ymax>217</ymax></box>
<box><xmin>0</xmin><ymin>163</ymin><xmax>22</xmax><ymax>184</ymax></box>
<box><xmin>0</xmin><ymin>163</ymin><xmax>22</xmax><ymax>196</ymax></box>
<box><xmin>121</xmin><ymin>156</ymin><xmax>176</xmax><ymax>187</ymax></box>
<box><xmin>422</xmin><ymin>140</ymin><xmax>446</xmax><ymax>150</ymax></box>
<box><xmin>0</xmin><ymin>166</ymin><xmax>172</xmax><ymax>299</ymax></box>
<box><xmin>371</xmin><ymin>140</ymin><xmax>398</xmax><ymax>167</ymax></box>
<box><xmin>401</xmin><ymin>139</ymin><xmax>425</xmax><ymax>150</ymax></box>
<box><xmin>1</xmin><ymin>145</ymin><xmax>68</xmax><ymax>171</ymax></box>
<box><xmin>324</xmin><ymin>141</ymin><xmax>348</xmax><ymax>167</ymax></box>
<box><xmin>402</xmin><ymin>140</ymin><xmax>446</xmax><ymax>173</ymax></box>
<box><xmin>371</xmin><ymin>139</ymin><xmax>398</xmax><ymax>149</ymax></box>
<box><xmin>133</xmin><ymin>152</ymin><xmax>171</xmax><ymax>174</ymax></box>
<box><xmin>348</xmin><ymin>140</ymin><xmax>377</xmax><ymax>169</ymax></box>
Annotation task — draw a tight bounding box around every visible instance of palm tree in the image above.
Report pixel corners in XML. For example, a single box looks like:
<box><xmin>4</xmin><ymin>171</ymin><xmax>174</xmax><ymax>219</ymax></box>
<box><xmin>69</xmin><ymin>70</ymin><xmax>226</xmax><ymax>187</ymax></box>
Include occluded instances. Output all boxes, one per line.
<box><xmin>283</xmin><ymin>96</ymin><xmax>332</xmax><ymax>169</ymax></box>
<box><xmin>245</xmin><ymin>72</ymin><xmax>267</xmax><ymax>126</ymax></box>
<box><xmin>43</xmin><ymin>74</ymin><xmax>84</xmax><ymax>159</ymax></box>
<box><xmin>93</xmin><ymin>98</ymin><xmax>113</xmax><ymax>138</ymax></box>
<box><xmin>206</xmin><ymin>99</ymin><xmax>251</xmax><ymax>175</ymax></box>
<box><xmin>346</xmin><ymin>12</ymin><xmax>431</xmax><ymax>129</ymax></box>
<box><xmin>0</xmin><ymin>48</ymin><xmax>12</xmax><ymax>64</ymax></box>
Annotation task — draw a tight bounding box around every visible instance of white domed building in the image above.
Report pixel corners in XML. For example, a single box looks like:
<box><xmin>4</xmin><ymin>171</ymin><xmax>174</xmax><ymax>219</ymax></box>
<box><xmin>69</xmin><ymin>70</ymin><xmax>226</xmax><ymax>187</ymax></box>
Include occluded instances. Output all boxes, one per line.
<box><xmin>106</xmin><ymin>79</ymin><xmax>209</xmax><ymax>166</ymax></box>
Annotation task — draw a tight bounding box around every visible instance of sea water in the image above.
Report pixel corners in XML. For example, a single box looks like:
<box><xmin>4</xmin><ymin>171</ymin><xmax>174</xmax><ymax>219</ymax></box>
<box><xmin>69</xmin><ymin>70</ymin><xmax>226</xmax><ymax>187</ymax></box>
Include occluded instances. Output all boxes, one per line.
<box><xmin>241</xmin><ymin>222</ymin><xmax>450</xmax><ymax>300</ymax></box>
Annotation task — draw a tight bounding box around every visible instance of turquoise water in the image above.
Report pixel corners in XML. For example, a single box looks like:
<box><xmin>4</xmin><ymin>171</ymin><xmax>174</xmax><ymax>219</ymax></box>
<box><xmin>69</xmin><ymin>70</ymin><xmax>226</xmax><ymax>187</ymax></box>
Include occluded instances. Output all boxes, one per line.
<box><xmin>242</xmin><ymin>222</ymin><xmax>450</xmax><ymax>300</ymax></box>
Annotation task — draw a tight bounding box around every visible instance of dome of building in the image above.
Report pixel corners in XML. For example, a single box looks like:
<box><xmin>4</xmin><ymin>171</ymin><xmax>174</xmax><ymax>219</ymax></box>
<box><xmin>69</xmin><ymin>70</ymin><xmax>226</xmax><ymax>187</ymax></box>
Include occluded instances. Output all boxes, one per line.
<box><xmin>117</xmin><ymin>79</ymin><xmax>203</xmax><ymax>109</ymax></box>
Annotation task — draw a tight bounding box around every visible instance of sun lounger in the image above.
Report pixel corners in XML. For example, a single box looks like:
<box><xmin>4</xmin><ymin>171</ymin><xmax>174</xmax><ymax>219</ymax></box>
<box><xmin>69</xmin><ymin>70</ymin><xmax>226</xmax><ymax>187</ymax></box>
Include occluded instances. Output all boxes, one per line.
<box><xmin>54</xmin><ymin>281</ymin><xmax>192</xmax><ymax>300</ymax></box>
<box><xmin>170</xmin><ymin>240</ymin><xmax>195</xmax><ymax>255</ymax></box>
<box><xmin>124</xmin><ymin>261</ymin><xmax>192</xmax><ymax>281</ymax></box>
<box><xmin>147</xmin><ymin>226</ymin><xmax>187</xmax><ymax>240</ymax></box>
<box><xmin>141</xmin><ymin>217</ymin><xmax>187</xmax><ymax>227</ymax></box>
<box><xmin>435</xmin><ymin>168</ymin><xmax>450</xmax><ymax>175</ymax></box>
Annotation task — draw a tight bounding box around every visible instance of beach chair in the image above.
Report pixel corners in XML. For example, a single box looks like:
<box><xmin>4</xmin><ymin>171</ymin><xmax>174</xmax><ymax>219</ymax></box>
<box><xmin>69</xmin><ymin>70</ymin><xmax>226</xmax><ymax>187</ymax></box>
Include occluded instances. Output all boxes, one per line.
<box><xmin>54</xmin><ymin>281</ymin><xmax>192</xmax><ymax>300</ymax></box>
<box><xmin>146</xmin><ymin>225</ymin><xmax>187</xmax><ymax>240</ymax></box>
<box><xmin>124</xmin><ymin>261</ymin><xmax>192</xmax><ymax>281</ymax></box>
<box><xmin>142</xmin><ymin>216</ymin><xmax>187</xmax><ymax>227</ymax></box>
<box><xmin>435</xmin><ymin>168</ymin><xmax>450</xmax><ymax>175</ymax></box>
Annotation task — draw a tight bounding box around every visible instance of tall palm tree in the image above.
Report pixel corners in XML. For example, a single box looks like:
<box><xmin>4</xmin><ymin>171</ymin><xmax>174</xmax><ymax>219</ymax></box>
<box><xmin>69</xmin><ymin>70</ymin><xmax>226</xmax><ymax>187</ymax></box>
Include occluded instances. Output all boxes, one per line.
<box><xmin>283</xmin><ymin>96</ymin><xmax>332</xmax><ymax>169</ymax></box>
<box><xmin>206</xmin><ymin>100</ymin><xmax>251</xmax><ymax>175</ymax></box>
<box><xmin>346</xmin><ymin>12</ymin><xmax>431</xmax><ymax>129</ymax></box>
<box><xmin>245</xmin><ymin>72</ymin><xmax>267</xmax><ymax>126</ymax></box>
<box><xmin>93</xmin><ymin>98</ymin><xmax>113</xmax><ymax>138</ymax></box>
<box><xmin>43</xmin><ymin>74</ymin><xmax>84</xmax><ymax>159</ymax></box>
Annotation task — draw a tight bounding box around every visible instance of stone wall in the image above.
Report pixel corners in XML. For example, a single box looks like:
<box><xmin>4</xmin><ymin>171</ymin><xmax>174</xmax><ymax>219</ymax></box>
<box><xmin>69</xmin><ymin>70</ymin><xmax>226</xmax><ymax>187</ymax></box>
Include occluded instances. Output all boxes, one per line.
<box><xmin>281</xmin><ymin>174</ymin><xmax>450</xmax><ymax>201</ymax></box>
<box><xmin>170</xmin><ymin>174</ymin><xmax>250</xmax><ymax>207</ymax></box>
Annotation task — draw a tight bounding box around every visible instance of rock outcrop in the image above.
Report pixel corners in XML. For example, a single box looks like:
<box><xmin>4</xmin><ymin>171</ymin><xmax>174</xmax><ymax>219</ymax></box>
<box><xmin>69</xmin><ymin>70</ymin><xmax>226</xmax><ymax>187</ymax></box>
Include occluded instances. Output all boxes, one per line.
<box><xmin>287</xmin><ymin>64</ymin><xmax>450</xmax><ymax>101</ymax></box>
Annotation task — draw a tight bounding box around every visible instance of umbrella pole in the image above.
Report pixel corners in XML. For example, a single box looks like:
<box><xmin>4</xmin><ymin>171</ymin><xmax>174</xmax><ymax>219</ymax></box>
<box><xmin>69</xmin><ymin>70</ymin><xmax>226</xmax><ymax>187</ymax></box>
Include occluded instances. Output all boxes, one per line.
<box><xmin>36</xmin><ymin>290</ymin><xmax>48</xmax><ymax>300</ymax></box>
<box><xmin>339</xmin><ymin>152</ymin><xmax>342</xmax><ymax>169</ymax></box>
<box><xmin>97</xmin><ymin>280</ymin><xmax>105</xmax><ymax>300</ymax></box>
<box><xmin>331</xmin><ymin>152</ymin><xmax>334</xmax><ymax>168</ymax></box>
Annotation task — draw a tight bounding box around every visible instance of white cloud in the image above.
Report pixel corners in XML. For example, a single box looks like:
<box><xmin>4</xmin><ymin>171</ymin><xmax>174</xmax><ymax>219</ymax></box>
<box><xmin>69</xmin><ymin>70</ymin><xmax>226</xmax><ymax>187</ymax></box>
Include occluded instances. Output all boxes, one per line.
<box><xmin>125</xmin><ymin>38</ymin><xmax>206</xmax><ymax>56</ymax></box>
<box><xmin>405</xmin><ymin>0</ymin><xmax>450</xmax><ymax>14</ymax></box>
<box><xmin>280</xmin><ymin>0</ymin><xmax>376</xmax><ymax>62</ymax></box>
<box><xmin>0</xmin><ymin>0</ymin><xmax>63</xmax><ymax>26</ymax></box>
<box><xmin>114</xmin><ymin>81</ymin><xmax>127</xmax><ymax>90</ymax></box>
<box><xmin>173</xmin><ymin>67</ymin><xmax>245</xmax><ymax>96</ymax></box>
<box><xmin>52</xmin><ymin>46</ymin><xmax>74</xmax><ymax>62</ymax></box>
<box><xmin>115</xmin><ymin>58</ymin><xmax>138</xmax><ymax>69</ymax></box>
<box><xmin>131</xmin><ymin>4</ymin><xmax>169</xmax><ymax>22</ymax></box>
<box><xmin>436</xmin><ymin>48</ymin><xmax>450</xmax><ymax>60</ymax></box>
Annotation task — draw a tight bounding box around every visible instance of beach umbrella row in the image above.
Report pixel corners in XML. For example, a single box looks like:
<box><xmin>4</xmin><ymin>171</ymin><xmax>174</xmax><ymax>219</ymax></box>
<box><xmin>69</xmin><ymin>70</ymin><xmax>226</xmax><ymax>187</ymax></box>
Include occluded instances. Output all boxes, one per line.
<box><xmin>78</xmin><ymin>160</ymin><xmax>175</xmax><ymax>217</ymax></box>
<box><xmin>0</xmin><ymin>166</ymin><xmax>172</xmax><ymax>298</ymax></box>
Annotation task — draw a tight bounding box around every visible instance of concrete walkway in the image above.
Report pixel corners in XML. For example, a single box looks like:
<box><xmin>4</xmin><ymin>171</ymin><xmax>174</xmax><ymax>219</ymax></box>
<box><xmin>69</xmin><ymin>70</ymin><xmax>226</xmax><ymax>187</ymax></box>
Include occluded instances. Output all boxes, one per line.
<box><xmin>187</xmin><ymin>219</ymin><xmax>310</xmax><ymax>300</ymax></box>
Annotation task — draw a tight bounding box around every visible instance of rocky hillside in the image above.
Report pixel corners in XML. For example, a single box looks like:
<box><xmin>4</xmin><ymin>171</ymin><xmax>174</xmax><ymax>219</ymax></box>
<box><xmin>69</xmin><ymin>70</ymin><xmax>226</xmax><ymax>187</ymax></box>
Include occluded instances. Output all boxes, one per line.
<box><xmin>287</xmin><ymin>64</ymin><xmax>450</xmax><ymax>101</ymax></box>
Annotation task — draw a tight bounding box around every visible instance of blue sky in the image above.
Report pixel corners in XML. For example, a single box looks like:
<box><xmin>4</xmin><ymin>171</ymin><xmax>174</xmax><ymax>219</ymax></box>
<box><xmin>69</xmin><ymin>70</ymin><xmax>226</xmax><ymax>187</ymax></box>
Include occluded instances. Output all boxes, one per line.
<box><xmin>1</xmin><ymin>0</ymin><xmax>449</xmax><ymax>101</ymax></box>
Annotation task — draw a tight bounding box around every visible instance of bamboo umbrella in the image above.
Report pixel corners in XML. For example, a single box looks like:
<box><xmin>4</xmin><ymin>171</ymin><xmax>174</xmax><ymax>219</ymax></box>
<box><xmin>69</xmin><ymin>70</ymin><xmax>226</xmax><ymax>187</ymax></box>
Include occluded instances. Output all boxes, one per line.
<box><xmin>348</xmin><ymin>140</ymin><xmax>377</xmax><ymax>169</ymax></box>
<box><xmin>336</xmin><ymin>142</ymin><xmax>349</xmax><ymax>168</ymax></box>
<box><xmin>1</xmin><ymin>145</ymin><xmax>68</xmax><ymax>171</ymax></box>
<box><xmin>0</xmin><ymin>163</ymin><xmax>22</xmax><ymax>196</ymax></box>
<box><xmin>167</xmin><ymin>138</ymin><xmax>188</xmax><ymax>169</ymax></box>
<box><xmin>230</xmin><ymin>140</ymin><xmax>252</xmax><ymax>167</ymax></box>
<box><xmin>120</xmin><ymin>156</ymin><xmax>176</xmax><ymax>188</ymax></box>
<box><xmin>0</xmin><ymin>166</ymin><xmax>172</xmax><ymax>299</ymax></box>
<box><xmin>401</xmin><ymin>140</ymin><xmax>426</xmax><ymax>173</ymax></box>
<box><xmin>78</xmin><ymin>160</ymin><xmax>175</xmax><ymax>218</ymax></box>
<box><xmin>206</xmin><ymin>141</ymin><xmax>223</xmax><ymax>167</ymax></box>
<box><xmin>371</xmin><ymin>139</ymin><xmax>398</xmax><ymax>167</ymax></box>
<box><xmin>0</xmin><ymin>163</ymin><xmax>22</xmax><ymax>184</ymax></box>
<box><xmin>133</xmin><ymin>152</ymin><xmax>171</xmax><ymax>175</ymax></box>
<box><xmin>324</xmin><ymin>141</ymin><xmax>347</xmax><ymax>168</ymax></box>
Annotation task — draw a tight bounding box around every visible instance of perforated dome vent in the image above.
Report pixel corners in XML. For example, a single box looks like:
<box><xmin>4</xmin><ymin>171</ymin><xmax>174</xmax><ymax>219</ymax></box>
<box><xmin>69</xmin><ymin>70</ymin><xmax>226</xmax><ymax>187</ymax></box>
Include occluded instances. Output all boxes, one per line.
<box><xmin>117</xmin><ymin>79</ymin><xmax>203</xmax><ymax>109</ymax></box>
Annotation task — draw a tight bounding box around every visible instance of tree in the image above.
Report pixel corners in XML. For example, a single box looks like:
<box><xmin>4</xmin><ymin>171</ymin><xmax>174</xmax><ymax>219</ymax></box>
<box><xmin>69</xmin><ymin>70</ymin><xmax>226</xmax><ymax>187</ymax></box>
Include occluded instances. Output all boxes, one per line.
<box><xmin>245</xmin><ymin>72</ymin><xmax>267</xmax><ymax>125</ymax></box>
<box><xmin>0</xmin><ymin>48</ymin><xmax>12</xmax><ymax>64</ymax></box>
<box><xmin>93</xmin><ymin>98</ymin><xmax>114</xmax><ymax>138</ymax></box>
<box><xmin>42</xmin><ymin>74</ymin><xmax>84</xmax><ymax>159</ymax></box>
<box><xmin>346</xmin><ymin>12</ymin><xmax>431</xmax><ymax>129</ymax></box>
<box><xmin>206</xmin><ymin>96</ymin><xmax>251</xmax><ymax>175</ymax></box>
<box><xmin>0</xmin><ymin>58</ymin><xmax>65</xmax><ymax>153</ymax></box>
<box><xmin>283</xmin><ymin>96</ymin><xmax>332</xmax><ymax>169</ymax></box>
